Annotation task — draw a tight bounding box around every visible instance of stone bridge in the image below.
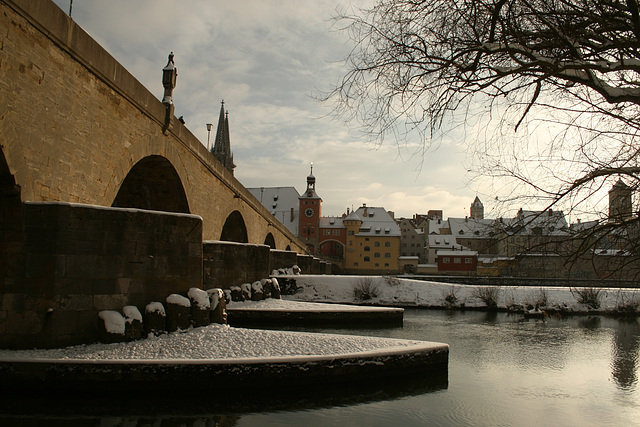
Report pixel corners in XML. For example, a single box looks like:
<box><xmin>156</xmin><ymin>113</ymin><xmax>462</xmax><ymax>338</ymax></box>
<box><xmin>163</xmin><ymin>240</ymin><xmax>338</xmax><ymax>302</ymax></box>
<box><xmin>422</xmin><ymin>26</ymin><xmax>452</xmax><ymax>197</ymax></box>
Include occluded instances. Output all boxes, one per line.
<box><xmin>0</xmin><ymin>0</ymin><xmax>317</xmax><ymax>348</ymax></box>
<box><xmin>0</xmin><ymin>0</ymin><xmax>303</xmax><ymax>252</ymax></box>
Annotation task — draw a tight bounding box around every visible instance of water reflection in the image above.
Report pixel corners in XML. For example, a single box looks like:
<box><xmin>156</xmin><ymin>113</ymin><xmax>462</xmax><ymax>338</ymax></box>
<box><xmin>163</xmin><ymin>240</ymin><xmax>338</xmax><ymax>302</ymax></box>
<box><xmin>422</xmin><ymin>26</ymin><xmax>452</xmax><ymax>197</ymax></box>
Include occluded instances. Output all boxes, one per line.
<box><xmin>611</xmin><ymin>318</ymin><xmax>640</xmax><ymax>390</ymax></box>
<box><xmin>1</xmin><ymin>310</ymin><xmax>638</xmax><ymax>426</ymax></box>
<box><xmin>0</xmin><ymin>370</ymin><xmax>448</xmax><ymax>426</ymax></box>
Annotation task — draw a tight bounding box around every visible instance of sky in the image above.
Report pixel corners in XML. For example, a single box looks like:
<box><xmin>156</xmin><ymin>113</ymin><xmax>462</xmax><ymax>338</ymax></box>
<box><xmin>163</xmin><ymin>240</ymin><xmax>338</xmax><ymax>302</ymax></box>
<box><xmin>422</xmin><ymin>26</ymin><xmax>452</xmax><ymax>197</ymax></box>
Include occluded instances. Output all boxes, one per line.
<box><xmin>51</xmin><ymin>0</ymin><xmax>491</xmax><ymax>219</ymax></box>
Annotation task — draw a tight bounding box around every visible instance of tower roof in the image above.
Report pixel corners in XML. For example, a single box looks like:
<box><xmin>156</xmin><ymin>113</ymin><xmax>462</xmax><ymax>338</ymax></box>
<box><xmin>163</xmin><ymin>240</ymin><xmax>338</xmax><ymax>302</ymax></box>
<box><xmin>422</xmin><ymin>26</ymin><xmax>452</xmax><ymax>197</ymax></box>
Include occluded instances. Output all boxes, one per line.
<box><xmin>212</xmin><ymin>100</ymin><xmax>235</xmax><ymax>174</ymax></box>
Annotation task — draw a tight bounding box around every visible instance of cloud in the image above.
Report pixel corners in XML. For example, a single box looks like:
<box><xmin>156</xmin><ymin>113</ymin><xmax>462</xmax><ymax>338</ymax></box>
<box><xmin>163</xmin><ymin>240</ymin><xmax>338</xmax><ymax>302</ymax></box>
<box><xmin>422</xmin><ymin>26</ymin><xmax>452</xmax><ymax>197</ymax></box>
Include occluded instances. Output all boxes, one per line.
<box><xmin>51</xmin><ymin>0</ymin><xmax>482</xmax><ymax>221</ymax></box>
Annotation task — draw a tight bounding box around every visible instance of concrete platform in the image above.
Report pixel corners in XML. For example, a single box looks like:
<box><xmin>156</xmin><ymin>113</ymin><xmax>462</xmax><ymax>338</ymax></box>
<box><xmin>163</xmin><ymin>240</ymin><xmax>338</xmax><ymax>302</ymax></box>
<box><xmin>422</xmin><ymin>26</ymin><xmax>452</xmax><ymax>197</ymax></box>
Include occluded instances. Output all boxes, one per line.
<box><xmin>226</xmin><ymin>299</ymin><xmax>405</xmax><ymax>326</ymax></box>
<box><xmin>0</xmin><ymin>341</ymin><xmax>448</xmax><ymax>392</ymax></box>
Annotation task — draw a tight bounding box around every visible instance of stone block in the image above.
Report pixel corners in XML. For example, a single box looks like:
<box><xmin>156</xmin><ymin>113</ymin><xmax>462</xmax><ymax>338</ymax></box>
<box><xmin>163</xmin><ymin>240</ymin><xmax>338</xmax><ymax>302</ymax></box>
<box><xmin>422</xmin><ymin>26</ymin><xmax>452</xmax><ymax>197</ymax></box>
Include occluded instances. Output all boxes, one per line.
<box><xmin>165</xmin><ymin>294</ymin><xmax>191</xmax><ymax>332</ymax></box>
<box><xmin>123</xmin><ymin>305</ymin><xmax>143</xmax><ymax>341</ymax></box>
<box><xmin>230</xmin><ymin>286</ymin><xmax>243</xmax><ymax>302</ymax></box>
<box><xmin>207</xmin><ymin>288</ymin><xmax>227</xmax><ymax>325</ymax></box>
<box><xmin>251</xmin><ymin>281</ymin><xmax>264</xmax><ymax>301</ymax></box>
<box><xmin>98</xmin><ymin>310</ymin><xmax>125</xmax><ymax>344</ymax></box>
<box><xmin>271</xmin><ymin>278</ymin><xmax>281</xmax><ymax>299</ymax></box>
<box><xmin>241</xmin><ymin>283</ymin><xmax>251</xmax><ymax>301</ymax></box>
<box><xmin>188</xmin><ymin>288</ymin><xmax>210</xmax><ymax>328</ymax></box>
<box><xmin>144</xmin><ymin>302</ymin><xmax>166</xmax><ymax>336</ymax></box>
<box><xmin>261</xmin><ymin>278</ymin><xmax>272</xmax><ymax>299</ymax></box>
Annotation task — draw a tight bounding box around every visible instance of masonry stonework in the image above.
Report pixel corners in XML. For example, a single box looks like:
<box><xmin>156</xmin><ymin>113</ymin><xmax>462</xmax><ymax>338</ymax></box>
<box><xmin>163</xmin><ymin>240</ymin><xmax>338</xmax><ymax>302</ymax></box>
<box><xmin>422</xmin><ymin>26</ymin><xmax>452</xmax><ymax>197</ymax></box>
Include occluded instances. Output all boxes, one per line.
<box><xmin>0</xmin><ymin>0</ymin><xmax>304</xmax><ymax>252</ymax></box>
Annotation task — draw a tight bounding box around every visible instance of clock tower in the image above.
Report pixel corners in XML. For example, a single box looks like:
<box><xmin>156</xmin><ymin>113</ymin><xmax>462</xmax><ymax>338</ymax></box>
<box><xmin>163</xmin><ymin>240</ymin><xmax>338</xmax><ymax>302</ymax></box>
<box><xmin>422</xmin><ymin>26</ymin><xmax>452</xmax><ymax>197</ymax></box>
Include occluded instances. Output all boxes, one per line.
<box><xmin>299</xmin><ymin>163</ymin><xmax>322</xmax><ymax>254</ymax></box>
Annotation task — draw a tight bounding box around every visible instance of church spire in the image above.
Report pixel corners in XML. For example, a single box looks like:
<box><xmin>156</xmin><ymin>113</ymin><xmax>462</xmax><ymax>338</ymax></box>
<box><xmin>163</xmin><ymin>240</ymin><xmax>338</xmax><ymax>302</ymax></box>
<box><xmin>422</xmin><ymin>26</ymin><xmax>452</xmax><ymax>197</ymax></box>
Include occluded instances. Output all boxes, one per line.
<box><xmin>211</xmin><ymin>100</ymin><xmax>235</xmax><ymax>174</ymax></box>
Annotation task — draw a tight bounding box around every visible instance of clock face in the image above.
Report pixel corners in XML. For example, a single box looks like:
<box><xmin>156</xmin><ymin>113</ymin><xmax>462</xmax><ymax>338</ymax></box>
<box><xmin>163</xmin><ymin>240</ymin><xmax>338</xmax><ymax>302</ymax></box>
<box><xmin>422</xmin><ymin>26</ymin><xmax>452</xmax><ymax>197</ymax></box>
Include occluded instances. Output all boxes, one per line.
<box><xmin>305</xmin><ymin>207</ymin><xmax>314</xmax><ymax>217</ymax></box>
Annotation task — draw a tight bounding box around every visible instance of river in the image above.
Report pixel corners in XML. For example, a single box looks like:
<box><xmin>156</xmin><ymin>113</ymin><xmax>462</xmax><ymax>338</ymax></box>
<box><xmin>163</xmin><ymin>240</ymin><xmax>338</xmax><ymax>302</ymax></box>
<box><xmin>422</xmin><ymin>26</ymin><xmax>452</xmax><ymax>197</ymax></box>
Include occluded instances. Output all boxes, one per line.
<box><xmin>1</xmin><ymin>309</ymin><xmax>638</xmax><ymax>426</ymax></box>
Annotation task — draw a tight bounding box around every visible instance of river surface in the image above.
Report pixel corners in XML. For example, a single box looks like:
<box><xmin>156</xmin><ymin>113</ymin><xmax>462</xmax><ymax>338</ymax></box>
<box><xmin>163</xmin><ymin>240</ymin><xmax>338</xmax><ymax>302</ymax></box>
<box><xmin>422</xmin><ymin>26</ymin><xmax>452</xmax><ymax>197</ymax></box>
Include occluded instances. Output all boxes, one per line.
<box><xmin>1</xmin><ymin>309</ymin><xmax>639</xmax><ymax>426</ymax></box>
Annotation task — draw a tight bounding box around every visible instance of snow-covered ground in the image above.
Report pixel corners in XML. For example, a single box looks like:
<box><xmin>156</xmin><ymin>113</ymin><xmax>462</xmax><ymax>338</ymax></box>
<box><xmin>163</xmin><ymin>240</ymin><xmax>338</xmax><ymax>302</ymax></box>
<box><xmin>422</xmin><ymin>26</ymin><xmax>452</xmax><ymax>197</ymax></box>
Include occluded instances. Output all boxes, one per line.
<box><xmin>0</xmin><ymin>322</ymin><xmax>434</xmax><ymax>362</ymax></box>
<box><xmin>227</xmin><ymin>298</ymin><xmax>397</xmax><ymax>312</ymax></box>
<box><xmin>282</xmin><ymin>275</ymin><xmax>640</xmax><ymax>314</ymax></box>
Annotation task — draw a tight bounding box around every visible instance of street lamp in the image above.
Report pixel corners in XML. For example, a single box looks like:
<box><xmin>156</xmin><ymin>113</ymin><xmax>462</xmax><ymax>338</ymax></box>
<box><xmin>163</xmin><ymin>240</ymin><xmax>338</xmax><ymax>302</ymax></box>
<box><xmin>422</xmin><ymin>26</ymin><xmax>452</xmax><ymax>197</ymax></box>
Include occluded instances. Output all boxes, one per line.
<box><xmin>206</xmin><ymin>123</ymin><xmax>212</xmax><ymax>150</ymax></box>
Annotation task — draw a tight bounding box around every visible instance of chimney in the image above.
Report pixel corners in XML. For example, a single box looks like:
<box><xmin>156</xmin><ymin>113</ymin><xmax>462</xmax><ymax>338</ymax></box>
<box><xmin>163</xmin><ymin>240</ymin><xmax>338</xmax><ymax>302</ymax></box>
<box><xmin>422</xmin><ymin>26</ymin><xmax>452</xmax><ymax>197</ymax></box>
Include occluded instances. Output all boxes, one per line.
<box><xmin>290</xmin><ymin>207</ymin><xmax>294</xmax><ymax>222</ymax></box>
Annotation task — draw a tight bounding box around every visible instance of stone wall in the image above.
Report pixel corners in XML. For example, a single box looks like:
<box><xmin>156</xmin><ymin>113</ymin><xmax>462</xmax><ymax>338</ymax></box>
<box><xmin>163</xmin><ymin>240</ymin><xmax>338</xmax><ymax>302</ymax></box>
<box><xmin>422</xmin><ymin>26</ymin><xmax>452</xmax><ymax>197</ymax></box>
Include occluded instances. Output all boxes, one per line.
<box><xmin>269</xmin><ymin>249</ymin><xmax>299</xmax><ymax>272</ymax></box>
<box><xmin>0</xmin><ymin>202</ymin><xmax>202</xmax><ymax>349</ymax></box>
<box><xmin>203</xmin><ymin>241</ymin><xmax>271</xmax><ymax>289</ymax></box>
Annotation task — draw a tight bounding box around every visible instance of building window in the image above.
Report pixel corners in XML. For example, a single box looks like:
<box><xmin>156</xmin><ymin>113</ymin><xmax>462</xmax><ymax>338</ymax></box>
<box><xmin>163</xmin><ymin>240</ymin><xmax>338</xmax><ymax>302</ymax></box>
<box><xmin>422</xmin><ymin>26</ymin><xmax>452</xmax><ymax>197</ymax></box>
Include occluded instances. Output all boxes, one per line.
<box><xmin>402</xmin><ymin>243</ymin><xmax>407</xmax><ymax>248</ymax></box>
<box><xmin>385</xmin><ymin>253</ymin><xmax>391</xmax><ymax>258</ymax></box>
<box><xmin>365</xmin><ymin>238</ymin><xmax>370</xmax><ymax>241</ymax></box>
<box><xmin>354</xmin><ymin>262</ymin><xmax>358</xmax><ymax>266</ymax></box>
<box><xmin>364</xmin><ymin>256</ymin><xmax>370</xmax><ymax>262</ymax></box>
<box><xmin>374</xmin><ymin>252</ymin><xmax>380</xmax><ymax>258</ymax></box>
<box><xmin>375</xmin><ymin>263</ymin><xmax>379</xmax><ymax>267</ymax></box>
<box><xmin>364</xmin><ymin>246</ymin><xmax>370</xmax><ymax>251</ymax></box>
<box><xmin>375</xmin><ymin>241</ymin><xmax>380</xmax><ymax>247</ymax></box>
<box><xmin>454</xmin><ymin>258</ymin><xmax>461</xmax><ymax>264</ymax></box>
<box><xmin>443</xmin><ymin>258</ymin><xmax>450</xmax><ymax>264</ymax></box>
<box><xmin>333</xmin><ymin>229</ymin><xmax>340</xmax><ymax>236</ymax></box>
<box><xmin>323</xmin><ymin>230</ymin><xmax>330</xmax><ymax>236</ymax></box>
<box><xmin>385</xmin><ymin>242</ymin><xmax>391</xmax><ymax>247</ymax></box>
<box><xmin>348</xmin><ymin>230</ymin><xmax>354</xmax><ymax>236</ymax></box>
<box><xmin>384</xmin><ymin>263</ymin><xmax>389</xmax><ymax>267</ymax></box>
<box><xmin>349</xmin><ymin>240</ymin><xmax>353</xmax><ymax>246</ymax></box>
<box><xmin>465</xmin><ymin>258</ymin><xmax>473</xmax><ymax>264</ymax></box>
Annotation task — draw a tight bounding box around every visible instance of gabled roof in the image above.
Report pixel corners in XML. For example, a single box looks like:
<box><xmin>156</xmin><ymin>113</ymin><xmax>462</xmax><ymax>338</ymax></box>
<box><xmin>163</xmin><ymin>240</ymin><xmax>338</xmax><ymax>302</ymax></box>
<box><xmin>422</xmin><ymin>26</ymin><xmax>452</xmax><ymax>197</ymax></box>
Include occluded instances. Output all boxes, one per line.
<box><xmin>448</xmin><ymin>217</ymin><xmax>494</xmax><ymax>238</ymax></box>
<box><xmin>247</xmin><ymin>186</ymin><xmax>300</xmax><ymax>234</ymax></box>
<box><xmin>353</xmin><ymin>206</ymin><xmax>401</xmax><ymax>236</ymax></box>
<box><xmin>319</xmin><ymin>216</ymin><xmax>344</xmax><ymax>228</ymax></box>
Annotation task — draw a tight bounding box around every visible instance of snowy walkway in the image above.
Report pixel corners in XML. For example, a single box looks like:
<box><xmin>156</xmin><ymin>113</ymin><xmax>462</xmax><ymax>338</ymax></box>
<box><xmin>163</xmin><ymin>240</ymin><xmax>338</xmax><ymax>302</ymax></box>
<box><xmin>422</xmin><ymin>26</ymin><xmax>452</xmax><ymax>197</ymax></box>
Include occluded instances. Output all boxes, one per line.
<box><xmin>226</xmin><ymin>299</ymin><xmax>404</xmax><ymax>326</ymax></box>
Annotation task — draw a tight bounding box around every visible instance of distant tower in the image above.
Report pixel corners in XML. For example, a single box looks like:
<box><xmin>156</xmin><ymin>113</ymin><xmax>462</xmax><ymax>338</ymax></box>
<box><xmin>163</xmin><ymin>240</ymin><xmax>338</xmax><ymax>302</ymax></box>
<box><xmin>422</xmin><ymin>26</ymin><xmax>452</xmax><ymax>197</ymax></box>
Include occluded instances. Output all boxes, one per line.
<box><xmin>470</xmin><ymin>196</ymin><xmax>484</xmax><ymax>220</ymax></box>
<box><xmin>211</xmin><ymin>100</ymin><xmax>235</xmax><ymax>174</ymax></box>
<box><xmin>609</xmin><ymin>179</ymin><xmax>633</xmax><ymax>222</ymax></box>
<box><xmin>298</xmin><ymin>163</ymin><xmax>322</xmax><ymax>254</ymax></box>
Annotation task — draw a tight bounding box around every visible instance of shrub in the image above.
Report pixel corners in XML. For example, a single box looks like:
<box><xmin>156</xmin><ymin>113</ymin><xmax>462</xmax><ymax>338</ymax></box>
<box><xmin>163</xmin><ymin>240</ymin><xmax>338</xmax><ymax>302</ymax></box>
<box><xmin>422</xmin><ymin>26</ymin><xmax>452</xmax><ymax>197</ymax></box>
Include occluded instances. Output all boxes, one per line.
<box><xmin>384</xmin><ymin>275</ymin><xmax>401</xmax><ymax>287</ymax></box>
<box><xmin>571</xmin><ymin>287</ymin><xmax>603</xmax><ymax>310</ymax></box>
<box><xmin>473</xmin><ymin>286</ymin><xmax>500</xmax><ymax>309</ymax></box>
<box><xmin>613</xmin><ymin>291</ymin><xmax>639</xmax><ymax>316</ymax></box>
<box><xmin>353</xmin><ymin>277</ymin><xmax>380</xmax><ymax>301</ymax></box>
<box><xmin>527</xmin><ymin>288</ymin><xmax>548</xmax><ymax>309</ymax></box>
<box><xmin>442</xmin><ymin>288</ymin><xmax>459</xmax><ymax>309</ymax></box>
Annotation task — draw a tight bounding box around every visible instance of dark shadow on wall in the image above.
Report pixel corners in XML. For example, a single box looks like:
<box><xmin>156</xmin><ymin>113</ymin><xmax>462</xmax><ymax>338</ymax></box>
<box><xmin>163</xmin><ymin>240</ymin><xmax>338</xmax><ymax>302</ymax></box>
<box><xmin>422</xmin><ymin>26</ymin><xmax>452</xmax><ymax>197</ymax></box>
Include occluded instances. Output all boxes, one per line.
<box><xmin>112</xmin><ymin>155</ymin><xmax>189</xmax><ymax>213</ymax></box>
<box><xmin>264</xmin><ymin>232</ymin><xmax>276</xmax><ymax>249</ymax></box>
<box><xmin>220</xmin><ymin>210</ymin><xmax>248</xmax><ymax>243</ymax></box>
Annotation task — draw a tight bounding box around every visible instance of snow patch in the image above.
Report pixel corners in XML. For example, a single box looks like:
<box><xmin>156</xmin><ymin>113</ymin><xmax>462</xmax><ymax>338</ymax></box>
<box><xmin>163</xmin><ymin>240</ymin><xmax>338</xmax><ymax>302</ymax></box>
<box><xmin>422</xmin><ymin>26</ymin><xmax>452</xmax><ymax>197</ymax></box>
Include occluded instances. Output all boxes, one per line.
<box><xmin>188</xmin><ymin>288</ymin><xmax>210</xmax><ymax>309</ymax></box>
<box><xmin>166</xmin><ymin>294</ymin><xmax>190</xmax><ymax>307</ymax></box>
<box><xmin>98</xmin><ymin>310</ymin><xmax>125</xmax><ymax>335</ymax></box>
<box><xmin>145</xmin><ymin>302</ymin><xmax>165</xmax><ymax>316</ymax></box>
<box><xmin>122</xmin><ymin>306</ymin><xmax>142</xmax><ymax>323</ymax></box>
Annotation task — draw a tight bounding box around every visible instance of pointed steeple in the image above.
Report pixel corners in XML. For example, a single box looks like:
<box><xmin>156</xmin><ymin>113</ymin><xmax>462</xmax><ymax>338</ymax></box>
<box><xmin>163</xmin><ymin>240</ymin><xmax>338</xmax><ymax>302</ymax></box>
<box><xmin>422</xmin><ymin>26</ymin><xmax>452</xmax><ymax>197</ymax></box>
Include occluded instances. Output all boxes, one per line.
<box><xmin>211</xmin><ymin>100</ymin><xmax>235</xmax><ymax>174</ymax></box>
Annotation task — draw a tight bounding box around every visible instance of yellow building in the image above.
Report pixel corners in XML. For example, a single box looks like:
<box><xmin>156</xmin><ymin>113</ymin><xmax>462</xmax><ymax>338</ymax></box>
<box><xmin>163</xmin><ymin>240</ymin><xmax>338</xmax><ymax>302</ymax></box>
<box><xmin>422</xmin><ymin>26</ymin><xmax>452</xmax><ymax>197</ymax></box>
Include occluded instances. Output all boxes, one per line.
<box><xmin>344</xmin><ymin>205</ymin><xmax>401</xmax><ymax>273</ymax></box>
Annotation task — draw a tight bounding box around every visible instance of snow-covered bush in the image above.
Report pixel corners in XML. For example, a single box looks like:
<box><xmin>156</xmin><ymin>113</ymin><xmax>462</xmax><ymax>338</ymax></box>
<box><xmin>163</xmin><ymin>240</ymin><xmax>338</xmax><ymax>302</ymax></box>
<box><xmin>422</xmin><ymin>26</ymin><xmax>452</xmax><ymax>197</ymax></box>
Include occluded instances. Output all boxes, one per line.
<box><xmin>353</xmin><ymin>277</ymin><xmax>380</xmax><ymax>301</ymax></box>
<box><xmin>613</xmin><ymin>290</ymin><xmax>639</xmax><ymax>316</ymax></box>
<box><xmin>473</xmin><ymin>287</ymin><xmax>500</xmax><ymax>309</ymax></box>
<box><xmin>526</xmin><ymin>288</ymin><xmax>548</xmax><ymax>310</ymax></box>
<box><xmin>571</xmin><ymin>287</ymin><xmax>603</xmax><ymax>310</ymax></box>
<box><xmin>442</xmin><ymin>288</ymin><xmax>459</xmax><ymax>309</ymax></box>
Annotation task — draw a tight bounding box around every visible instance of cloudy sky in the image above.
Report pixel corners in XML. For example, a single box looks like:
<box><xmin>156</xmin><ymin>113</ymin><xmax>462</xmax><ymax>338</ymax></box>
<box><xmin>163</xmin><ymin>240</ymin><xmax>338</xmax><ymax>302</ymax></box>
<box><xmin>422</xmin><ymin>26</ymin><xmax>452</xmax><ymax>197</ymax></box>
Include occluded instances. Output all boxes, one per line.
<box><xmin>51</xmin><ymin>0</ymin><xmax>491</xmax><ymax>219</ymax></box>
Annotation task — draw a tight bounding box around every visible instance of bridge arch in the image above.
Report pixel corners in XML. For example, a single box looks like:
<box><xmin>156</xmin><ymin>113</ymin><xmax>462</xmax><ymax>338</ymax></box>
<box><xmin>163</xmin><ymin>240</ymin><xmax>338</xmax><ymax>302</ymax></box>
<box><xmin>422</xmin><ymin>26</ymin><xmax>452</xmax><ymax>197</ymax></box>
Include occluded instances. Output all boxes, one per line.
<box><xmin>220</xmin><ymin>210</ymin><xmax>248</xmax><ymax>243</ymax></box>
<box><xmin>112</xmin><ymin>155</ymin><xmax>189</xmax><ymax>213</ymax></box>
<box><xmin>320</xmin><ymin>239</ymin><xmax>345</xmax><ymax>260</ymax></box>
<box><xmin>264</xmin><ymin>233</ymin><xmax>276</xmax><ymax>249</ymax></box>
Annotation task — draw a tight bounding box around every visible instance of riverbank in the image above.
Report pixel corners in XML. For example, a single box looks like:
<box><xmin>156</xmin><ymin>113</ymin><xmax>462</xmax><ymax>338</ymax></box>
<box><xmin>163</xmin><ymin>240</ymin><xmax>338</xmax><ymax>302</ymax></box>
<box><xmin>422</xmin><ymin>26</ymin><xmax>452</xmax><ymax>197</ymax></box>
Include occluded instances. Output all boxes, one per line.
<box><xmin>280</xmin><ymin>275</ymin><xmax>640</xmax><ymax>315</ymax></box>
